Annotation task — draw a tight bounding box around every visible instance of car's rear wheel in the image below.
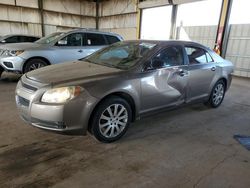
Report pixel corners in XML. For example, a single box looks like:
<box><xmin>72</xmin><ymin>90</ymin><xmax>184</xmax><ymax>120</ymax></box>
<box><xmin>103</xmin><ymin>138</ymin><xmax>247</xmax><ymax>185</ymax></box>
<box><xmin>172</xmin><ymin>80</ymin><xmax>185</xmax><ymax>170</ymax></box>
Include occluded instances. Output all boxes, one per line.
<box><xmin>24</xmin><ymin>59</ymin><xmax>47</xmax><ymax>73</ymax></box>
<box><xmin>206</xmin><ymin>80</ymin><xmax>226</xmax><ymax>108</ymax></box>
<box><xmin>91</xmin><ymin>96</ymin><xmax>132</xmax><ymax>143</ymax></box>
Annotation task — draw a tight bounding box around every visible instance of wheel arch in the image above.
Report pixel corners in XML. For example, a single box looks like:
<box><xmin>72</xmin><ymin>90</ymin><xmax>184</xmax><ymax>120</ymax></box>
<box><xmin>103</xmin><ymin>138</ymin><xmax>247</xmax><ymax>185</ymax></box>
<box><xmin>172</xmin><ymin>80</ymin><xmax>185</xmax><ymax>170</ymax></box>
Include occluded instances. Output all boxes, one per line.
<box><xmin>23</xmin><ymin>56</ymin><xmax>51</xmax><ymax>73</ymax></box>
<box><xmin>87</xmin><ymin>91</ymin><xmax>137</xmax><ymax>133</ymax></box>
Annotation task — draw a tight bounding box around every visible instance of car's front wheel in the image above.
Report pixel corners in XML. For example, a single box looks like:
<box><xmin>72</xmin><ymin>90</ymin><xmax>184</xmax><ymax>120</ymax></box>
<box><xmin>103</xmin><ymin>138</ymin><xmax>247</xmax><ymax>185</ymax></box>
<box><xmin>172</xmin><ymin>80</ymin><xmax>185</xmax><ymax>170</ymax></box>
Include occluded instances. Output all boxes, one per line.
<box><xmin>206</xmin><ymin>80</ymin><xmax>226</xmax><ymax>108</ymax></box>
<box><xmin>91</xmin><ymin>96</ymin><xmax>132</xmax><ymax>143</ymax></box>
<box><xmin>0</xmin><ymin>66</ymin><xmax>3</xmax><ymax>78</ymax></box>
<box><xmin>24</xmin><ymin>59</ymin><xmax>47</xmax><ymax>73</ymax></box>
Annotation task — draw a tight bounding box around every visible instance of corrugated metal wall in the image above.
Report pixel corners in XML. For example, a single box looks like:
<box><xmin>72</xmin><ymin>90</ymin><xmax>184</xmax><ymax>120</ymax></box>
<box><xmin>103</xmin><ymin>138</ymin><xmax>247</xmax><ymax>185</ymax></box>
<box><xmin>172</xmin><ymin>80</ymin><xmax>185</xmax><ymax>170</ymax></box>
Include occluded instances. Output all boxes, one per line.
<box><xmin>181</xmin><ymin>24</ymin><xmax>250</xmax><ymax>78</ymax></box>
<box><xmin>180</xmin><ymin>26</ymin><xmax>218</xmax><ymax>49</ymax></box>
<box><xmin>0</xmin><ymin>0</ymin><xmax>96</xmax><ymax>36</ymax></box>
<box><xmin>99</xmin><ymin>0</ymin><xmax>138</xmax><ymax>40</ymax></box>
<box><xmin>225</xmin><ymin>24</ymin><xmax>250</xmax><ymax>77</ymax></box>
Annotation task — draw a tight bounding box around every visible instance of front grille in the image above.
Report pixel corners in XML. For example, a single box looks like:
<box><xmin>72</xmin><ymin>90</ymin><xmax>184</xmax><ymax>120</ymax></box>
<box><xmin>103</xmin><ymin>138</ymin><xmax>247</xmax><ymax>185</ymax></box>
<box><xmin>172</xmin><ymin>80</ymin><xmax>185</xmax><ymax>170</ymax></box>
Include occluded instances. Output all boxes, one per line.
<box><xmin>17</xmin><ymin>96</ymin><xmax>30</xmax><ymax>107</ymax></box>
<box><xmin>0</xmin><ymin>49</ymin><xmax>5</xmax><ymax>56</ymax></box>
<box><xmin>21</xmin><ymin>82</ymin><xmax>37</xmax><ymax>92</ymax></box>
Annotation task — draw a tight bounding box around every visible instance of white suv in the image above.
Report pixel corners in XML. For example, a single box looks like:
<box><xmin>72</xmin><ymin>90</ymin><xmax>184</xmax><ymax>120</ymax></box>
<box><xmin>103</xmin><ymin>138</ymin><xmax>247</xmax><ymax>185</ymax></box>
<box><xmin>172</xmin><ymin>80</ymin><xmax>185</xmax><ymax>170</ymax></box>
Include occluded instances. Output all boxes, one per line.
<box><xmin>0</xmin><ymin>29</ymin><xmax>123</xmax><ymax>78</ymax></box>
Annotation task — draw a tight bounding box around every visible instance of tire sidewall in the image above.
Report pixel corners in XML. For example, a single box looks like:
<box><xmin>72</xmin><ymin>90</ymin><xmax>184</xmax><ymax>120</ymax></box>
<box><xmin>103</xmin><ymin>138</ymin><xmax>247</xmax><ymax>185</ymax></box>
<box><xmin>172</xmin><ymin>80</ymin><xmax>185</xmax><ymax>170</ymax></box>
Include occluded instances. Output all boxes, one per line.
<box><xmin>24</xmin><ymin>59</ymin><xmax>47</xmax><ymax>73</ymax></box>
<box><xmin>0</xmin><ymin>66</ymin><xmax>3</xmax><ymax>78</ymax></box>
<box><xmin>209</xmin><ymin>80</ymin><xmax>226</xmax><ymax>108</ymax></box>
<box><xmin>91</xmin><ymin>96</ymin><xmax>132</xmax><ymax>143</ymax></box>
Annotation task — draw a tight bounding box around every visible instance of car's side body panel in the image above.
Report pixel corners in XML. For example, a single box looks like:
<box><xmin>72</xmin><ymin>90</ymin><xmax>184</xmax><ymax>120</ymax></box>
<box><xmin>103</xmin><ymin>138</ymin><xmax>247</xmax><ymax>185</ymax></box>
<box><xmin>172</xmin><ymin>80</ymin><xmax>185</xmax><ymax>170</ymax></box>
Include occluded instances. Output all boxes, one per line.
<box><xmin>15</xmin><ymin>40</ymin><xmax>234</xmax><ymax>136</ymax></box>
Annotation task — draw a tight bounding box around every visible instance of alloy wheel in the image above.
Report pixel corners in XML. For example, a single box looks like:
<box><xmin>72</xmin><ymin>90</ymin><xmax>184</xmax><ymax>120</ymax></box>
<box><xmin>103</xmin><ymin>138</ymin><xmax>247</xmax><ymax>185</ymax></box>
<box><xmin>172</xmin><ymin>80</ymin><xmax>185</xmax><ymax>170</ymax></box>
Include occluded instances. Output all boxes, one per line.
<box><xmin>28</xmin><ymin>63</ymin><xmax>45</xmax><ymax>71</ymax></box>
<box><xmin>99</xmin><ymin>104</ymin><xmax>128</xmax><ymax>138</ymax></box>
<box><xmin>212</xmin><ymin>83</ymin><xmax>224</xmax><ymax>106</ymax></box>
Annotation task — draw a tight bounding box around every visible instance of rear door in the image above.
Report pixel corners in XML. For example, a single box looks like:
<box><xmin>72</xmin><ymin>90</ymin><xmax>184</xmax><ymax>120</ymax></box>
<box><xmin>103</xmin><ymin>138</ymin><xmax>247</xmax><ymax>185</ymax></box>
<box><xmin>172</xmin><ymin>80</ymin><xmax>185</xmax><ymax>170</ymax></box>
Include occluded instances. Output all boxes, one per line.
<box><xmin>82</xmin><ymin>33</ymin><xmax>108</xmax><ymax>56</ymax></box>
<box><xmin>185</xmin><ymin>46</ymin><xmax>217</xmax><ymax>102</ymax></box>
<box><xmin>140</xmin><ymin>45</ymin><xmax>189</xmax><ymax>113</ymax></box>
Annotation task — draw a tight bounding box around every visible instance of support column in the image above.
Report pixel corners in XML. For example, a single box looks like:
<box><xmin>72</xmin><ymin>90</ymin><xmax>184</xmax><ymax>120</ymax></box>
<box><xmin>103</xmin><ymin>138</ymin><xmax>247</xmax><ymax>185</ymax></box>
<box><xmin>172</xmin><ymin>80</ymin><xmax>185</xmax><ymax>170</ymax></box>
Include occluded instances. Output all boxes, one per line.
<box><xmin>38</xmin><ymin>0</ymin><xmax>45</xmax><ymax>37</ymax></box>
<box><xmin>136</xmin><ymin>0</ymin><xmax>142</xmax><ymax>39</ymax></box>
<box><xmin>170</xmin><ymin>4</ymin><xmax>178</xmax><ymax>39</ymax></box>
<box><xmin>96</xmin><ymin>0</ymin><xmax>99</xmax><ymax>30</ymax></box>
<box><xmin>215</xmin><ymin>0</ymin><xmax>233</xmax><ymax>57</ymax></box>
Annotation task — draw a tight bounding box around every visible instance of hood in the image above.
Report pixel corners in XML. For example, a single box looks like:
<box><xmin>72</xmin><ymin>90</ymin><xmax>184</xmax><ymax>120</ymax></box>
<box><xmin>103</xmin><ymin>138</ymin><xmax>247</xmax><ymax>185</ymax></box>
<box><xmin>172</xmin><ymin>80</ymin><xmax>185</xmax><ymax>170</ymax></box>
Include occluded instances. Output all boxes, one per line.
<box><xmin>26</xmin><ymin>61</ymin><xmax>123</xmax><ymax>85</ymax></box>
<box><xmin>0</xmin><ymin>42</ymin><xmax>47</xmax><ymax>50</ymax></box>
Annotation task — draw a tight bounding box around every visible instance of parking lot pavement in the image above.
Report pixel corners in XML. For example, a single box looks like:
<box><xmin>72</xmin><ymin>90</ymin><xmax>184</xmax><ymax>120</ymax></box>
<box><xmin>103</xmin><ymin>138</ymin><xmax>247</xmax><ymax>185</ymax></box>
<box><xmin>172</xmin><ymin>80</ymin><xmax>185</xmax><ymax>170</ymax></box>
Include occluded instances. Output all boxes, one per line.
<box><xmin>0</xmin><ymin>73</ymin><xmax>250</xmax><ymax>188</ymax></box>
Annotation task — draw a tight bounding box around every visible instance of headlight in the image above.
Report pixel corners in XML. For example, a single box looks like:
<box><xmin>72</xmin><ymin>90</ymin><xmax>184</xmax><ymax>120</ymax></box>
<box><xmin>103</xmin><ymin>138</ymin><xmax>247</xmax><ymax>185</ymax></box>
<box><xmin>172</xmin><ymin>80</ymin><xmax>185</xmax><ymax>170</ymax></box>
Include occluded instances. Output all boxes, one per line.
<box><xmin>5</xmin><ymin>50</ymin><xmax>24</xmax><ymax>56</ymax></box>
<box><xmin>41</xmin><ymin>86</ymin><xmax>83</xmax><ymax>104</ymax></box>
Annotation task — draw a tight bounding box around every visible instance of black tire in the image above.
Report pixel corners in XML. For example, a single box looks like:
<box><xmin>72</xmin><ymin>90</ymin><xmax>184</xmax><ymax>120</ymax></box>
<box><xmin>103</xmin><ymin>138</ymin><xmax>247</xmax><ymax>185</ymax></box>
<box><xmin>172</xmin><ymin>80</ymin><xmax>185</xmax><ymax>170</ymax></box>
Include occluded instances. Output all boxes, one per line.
<box><xmin>206</xmin><ymin>80</ymin><xmax>226</xmax><ymax>108</ymax></box>
<box><xmin>0</xmin><ymin>66</ymin><xmax>3</xmax><ymax>78</ymax></box>
<box><xmin>23</xmin><ymin>58</ymin><xmax>48</xmax><ymax>73</ymax></box>
<box><xmin>91</xmin><ymin>96</ymin><xmax>132</xmax><ymax>143</ymax></box>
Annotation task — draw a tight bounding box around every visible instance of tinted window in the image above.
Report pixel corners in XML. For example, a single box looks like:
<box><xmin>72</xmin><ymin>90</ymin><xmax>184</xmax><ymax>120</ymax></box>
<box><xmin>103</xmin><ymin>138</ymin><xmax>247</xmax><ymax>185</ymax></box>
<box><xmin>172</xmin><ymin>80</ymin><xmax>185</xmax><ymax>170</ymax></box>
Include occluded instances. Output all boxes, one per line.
<box><xmin>5</xmin><ymin>36</ymin><xmax>19</xmax><ymax>43</ymax></box>
<box><xmin>58</xmin><ymin>33</ymin><xmax>83</xmax><ymax>46</ymax></box>
<box><xmin>36</xmin><ymin>32</ymin><xmax>64</xmax><ymax>44</ymax></box>
<box><xmin>86</xmin><ymin>33</ymin><xmax>106</xmax><ymax>46</ymax></box>
<box><xmin>185</xmin><ymin>47</ymin><xmax>208</xmax><ymax>64</ymax></box>
<box><xmin>206</xmin><ymin>52</ymin><xmax>213</xmax><ymax>63</ymax></box>
<box><xmin>19</xmin><ymin>36</ymin><xmax>27</xmax><ymax>42</ymax></box>
<box><xmin>151</xmin><ymin>46</ymin><xmax>184</xmax><ymax>69</ymax></box>
<box><xmin>105</xmin><ymin>35</ymin><xmax>120</xmax><ymax>44</ymax></box>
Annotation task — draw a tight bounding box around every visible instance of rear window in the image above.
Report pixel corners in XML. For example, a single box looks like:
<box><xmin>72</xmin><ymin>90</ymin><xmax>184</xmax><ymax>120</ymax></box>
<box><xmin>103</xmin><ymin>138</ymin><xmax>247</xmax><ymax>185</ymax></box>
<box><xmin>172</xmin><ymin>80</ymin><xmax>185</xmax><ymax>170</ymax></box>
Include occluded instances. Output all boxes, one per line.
<box><xmin>105</xmin><ymin>35</ymin><xmax>120</xmax><ymax>44</ymax></box>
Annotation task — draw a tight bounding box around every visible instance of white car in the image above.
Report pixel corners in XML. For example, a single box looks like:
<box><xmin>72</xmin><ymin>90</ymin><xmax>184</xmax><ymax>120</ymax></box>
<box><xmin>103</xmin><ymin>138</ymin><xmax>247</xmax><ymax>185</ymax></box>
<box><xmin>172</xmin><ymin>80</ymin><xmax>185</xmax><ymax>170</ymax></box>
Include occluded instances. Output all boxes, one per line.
<box><xmin>0</xmin><ymin>29</ymin><xmax>123</xmax><ymax>78</ymax></box>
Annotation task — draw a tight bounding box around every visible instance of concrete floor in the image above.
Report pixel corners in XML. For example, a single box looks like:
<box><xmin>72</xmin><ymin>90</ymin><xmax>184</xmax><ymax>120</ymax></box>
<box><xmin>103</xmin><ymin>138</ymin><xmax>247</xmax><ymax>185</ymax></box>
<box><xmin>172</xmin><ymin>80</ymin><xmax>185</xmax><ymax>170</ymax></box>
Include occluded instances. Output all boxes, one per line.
<box><xmin>0</xmin><ymin>72</ymin><xmax>250</xmax><ymax>188</ymax></box>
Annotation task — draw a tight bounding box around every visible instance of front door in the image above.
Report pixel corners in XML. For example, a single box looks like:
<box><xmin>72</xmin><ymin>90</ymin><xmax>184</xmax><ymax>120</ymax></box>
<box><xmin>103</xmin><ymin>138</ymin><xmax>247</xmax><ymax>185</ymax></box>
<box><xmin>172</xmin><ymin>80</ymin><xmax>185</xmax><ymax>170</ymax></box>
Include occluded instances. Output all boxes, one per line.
<box><xmin>53</xmin><ymin>33</ymin><xmax>87</xmax><ymax>64</ymax></box>
<box><xmin>140</xmin><ymin>45</ymin><xmax>189</xmax><ymax>113</ymax></box>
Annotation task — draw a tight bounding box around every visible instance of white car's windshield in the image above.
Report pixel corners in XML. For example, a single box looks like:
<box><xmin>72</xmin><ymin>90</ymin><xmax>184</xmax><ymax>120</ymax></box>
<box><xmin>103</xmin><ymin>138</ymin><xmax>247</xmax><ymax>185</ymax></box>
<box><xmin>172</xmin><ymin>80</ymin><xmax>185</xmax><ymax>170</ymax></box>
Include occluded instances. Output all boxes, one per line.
<box><xmin>85</xmin><ymin>42</ymin><xmax>157</xmax><ymax>70</ymax></box>
<box><xmin>36</xmin><ymin>32</ymin><xmax>64</xmax><ymax>44</ymax></box>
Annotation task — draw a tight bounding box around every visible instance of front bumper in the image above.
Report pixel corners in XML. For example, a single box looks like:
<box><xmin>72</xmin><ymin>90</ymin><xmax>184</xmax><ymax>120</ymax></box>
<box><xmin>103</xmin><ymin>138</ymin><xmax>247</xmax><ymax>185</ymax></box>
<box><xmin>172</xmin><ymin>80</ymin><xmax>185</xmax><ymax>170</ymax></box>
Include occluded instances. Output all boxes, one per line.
<box><xmin>0</xmin><ymin>56</ymin><xmax>25</xmax><ymax>72</ymax></box>
<box><xmin>15</xmin><ymin>75</ymin><xmax>98</xmax><ymax>134</ymax></box>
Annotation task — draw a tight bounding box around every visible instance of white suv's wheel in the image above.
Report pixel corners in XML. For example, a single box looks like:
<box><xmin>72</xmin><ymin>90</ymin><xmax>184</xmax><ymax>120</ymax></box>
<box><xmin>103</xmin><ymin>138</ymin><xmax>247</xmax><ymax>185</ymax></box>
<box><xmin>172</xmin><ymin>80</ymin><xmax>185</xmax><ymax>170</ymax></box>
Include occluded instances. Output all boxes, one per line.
<box><xmin>0</xmin><ymin>67</ymin><xmax>3</xmax><ymax>78</ymax></box>
<box><xmin>24</xmin><ymin>59</ymin><xmax>47</xmax><ymax>73</ymax></box>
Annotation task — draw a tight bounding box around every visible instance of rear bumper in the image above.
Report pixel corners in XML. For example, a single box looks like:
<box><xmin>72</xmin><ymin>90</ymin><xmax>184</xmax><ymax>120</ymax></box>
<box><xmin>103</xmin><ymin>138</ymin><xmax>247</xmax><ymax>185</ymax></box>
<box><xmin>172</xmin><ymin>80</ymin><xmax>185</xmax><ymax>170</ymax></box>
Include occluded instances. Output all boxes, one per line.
<box><xmin>15</xmin><ymin>75</ymin><xmax>98</xmax><ymax>134</ymax></box>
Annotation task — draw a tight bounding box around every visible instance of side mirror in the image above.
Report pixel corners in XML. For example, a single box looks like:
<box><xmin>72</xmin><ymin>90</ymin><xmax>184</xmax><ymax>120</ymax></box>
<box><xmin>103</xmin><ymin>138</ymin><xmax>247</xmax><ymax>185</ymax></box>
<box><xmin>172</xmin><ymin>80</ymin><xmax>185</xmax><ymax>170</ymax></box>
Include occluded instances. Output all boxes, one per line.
<box><xmin>0</xmin><ymin>40</ymin><xmax>6</xmax><ymax>43</ymax></box>
<box><xmin>57</xmin><ymin>40</ymin><xmax>67</xmax><ymax>46</ymax></box>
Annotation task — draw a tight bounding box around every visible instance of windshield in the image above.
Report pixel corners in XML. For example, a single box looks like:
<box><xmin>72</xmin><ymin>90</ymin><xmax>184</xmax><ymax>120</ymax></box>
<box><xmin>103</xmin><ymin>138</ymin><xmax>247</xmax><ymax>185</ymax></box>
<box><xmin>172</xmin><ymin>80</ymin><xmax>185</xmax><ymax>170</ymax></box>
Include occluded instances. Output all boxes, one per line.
<box><xmin>85</xmin><ymin>41</ymin><xmax>157</xmax><ymax>69</ymax></box>
<box><xmin>35</xmin><ymin>32</ymin><xmax>64</xmax><ymax>44</ymax></box>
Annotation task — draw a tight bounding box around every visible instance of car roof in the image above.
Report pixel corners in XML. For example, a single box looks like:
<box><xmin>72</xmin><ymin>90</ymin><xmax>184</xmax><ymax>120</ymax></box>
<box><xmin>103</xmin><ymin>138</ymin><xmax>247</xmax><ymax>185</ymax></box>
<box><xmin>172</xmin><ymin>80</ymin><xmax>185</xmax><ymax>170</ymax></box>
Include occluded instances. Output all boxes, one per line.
<box><xmin>65</xmin><ymin>28</ymin><xmax>123</xmax><ymax>38</ymax></box>
<box><xmin>123</xmin><ymin>40</ymin><xmax>211</xmax><ymax>50</ymax></box>
<box><xmin>2</xmin><ymin>34</ymin><xmax>40</xmax><ymax>38</ymax></box>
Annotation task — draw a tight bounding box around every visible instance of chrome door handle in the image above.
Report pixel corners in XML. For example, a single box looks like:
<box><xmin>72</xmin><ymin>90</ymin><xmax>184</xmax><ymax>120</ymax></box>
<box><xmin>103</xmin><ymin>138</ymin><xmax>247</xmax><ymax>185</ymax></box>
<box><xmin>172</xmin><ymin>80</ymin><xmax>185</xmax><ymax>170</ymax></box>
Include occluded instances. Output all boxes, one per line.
<box><xmin>211</xmin><ymin>67</ymin><xmax>216</xmax><ymax>71</ymax></box>
<box><xmin>78</xmin><ymin>50</ymin><xmax>83</xmax><ymax>53</ymax></box>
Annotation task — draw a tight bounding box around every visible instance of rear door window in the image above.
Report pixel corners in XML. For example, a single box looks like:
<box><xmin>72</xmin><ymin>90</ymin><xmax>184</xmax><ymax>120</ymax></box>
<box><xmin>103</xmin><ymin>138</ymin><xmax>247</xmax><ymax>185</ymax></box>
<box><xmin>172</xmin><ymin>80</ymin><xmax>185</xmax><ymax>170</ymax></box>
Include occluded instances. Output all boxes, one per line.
<box><xmin>185</xmin><ymin>47</ymin><xmax>208</xmax><ymax>64</ymax></box>
<box><xmin>85</xmin><ymin>33</ymin><xmax>107</xmax><ymax>46</ymax></box>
